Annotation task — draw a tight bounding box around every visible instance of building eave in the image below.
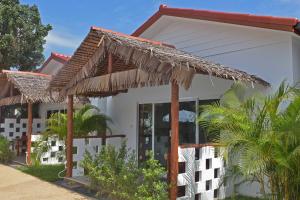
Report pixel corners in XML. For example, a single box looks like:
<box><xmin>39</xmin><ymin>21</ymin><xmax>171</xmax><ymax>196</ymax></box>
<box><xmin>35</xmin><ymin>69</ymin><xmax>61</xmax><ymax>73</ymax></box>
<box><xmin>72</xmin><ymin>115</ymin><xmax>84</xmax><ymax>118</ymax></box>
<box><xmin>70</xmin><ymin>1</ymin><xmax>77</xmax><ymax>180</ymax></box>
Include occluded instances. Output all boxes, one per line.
<box><xmin>132</xmin><ymin>5</ymin><xmax>300</xmax><ymax>37</ymax></box>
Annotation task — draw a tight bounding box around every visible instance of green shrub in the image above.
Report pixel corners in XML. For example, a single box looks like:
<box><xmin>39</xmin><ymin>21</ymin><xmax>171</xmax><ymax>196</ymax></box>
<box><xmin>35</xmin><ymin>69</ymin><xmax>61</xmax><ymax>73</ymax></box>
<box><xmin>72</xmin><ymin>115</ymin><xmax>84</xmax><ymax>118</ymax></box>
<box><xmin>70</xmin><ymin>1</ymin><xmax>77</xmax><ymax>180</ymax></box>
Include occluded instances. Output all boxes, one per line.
<box><xmin>0</xmin><ymin>135</ymin><xmax>14</xmax><ymax>163</ymax></box>
<box><xmin>134</xmin><ymin>153</ymin><xmax>168</xmax><ymax>200</ymax></box>
<box><xmin>81</xmin><ymin>142</ymin><xmax>168</xmax><ymax>200</ymax></box>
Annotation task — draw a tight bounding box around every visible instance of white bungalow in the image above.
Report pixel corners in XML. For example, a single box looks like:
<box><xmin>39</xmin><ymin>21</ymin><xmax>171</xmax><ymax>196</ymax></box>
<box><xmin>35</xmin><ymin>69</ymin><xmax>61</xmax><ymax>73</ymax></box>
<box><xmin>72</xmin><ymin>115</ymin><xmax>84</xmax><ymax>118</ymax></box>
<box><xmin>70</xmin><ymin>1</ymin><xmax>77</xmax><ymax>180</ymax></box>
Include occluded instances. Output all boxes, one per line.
<box><xmin>63</xmin><ymin>5</ymin><xmax>300</xmax><ymax>199</ymax></box>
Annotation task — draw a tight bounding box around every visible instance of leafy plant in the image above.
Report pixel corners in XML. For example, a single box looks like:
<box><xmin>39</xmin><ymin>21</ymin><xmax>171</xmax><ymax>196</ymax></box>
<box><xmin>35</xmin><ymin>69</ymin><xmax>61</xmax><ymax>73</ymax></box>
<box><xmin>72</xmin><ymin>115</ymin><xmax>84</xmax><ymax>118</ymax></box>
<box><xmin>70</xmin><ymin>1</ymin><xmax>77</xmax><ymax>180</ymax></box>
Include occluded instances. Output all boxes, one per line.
<box><xmin>31</xmin><ymin>135</ymin><xmax>52</xmax><ymax>166</ymax></box>
<box><xmin>135</xmin><ymin>152</ymin><xmax>168</xmax><ymax>200</ymax></box>
<box><xmin>0</xmin><ymin>0</ymin><xmax>52</xmax><ymax>70</ymax></box>
<box><xmin>44</xmin><ymin>104</ymin><xmax>112</xmax><ymax>140</ymax></box>
<box><xmin>198</xmin><ymin>82</ymin><xmax>300</xmax><ymax>200</ymax></box>
<box><xmin>0</xmin><ymin>135</ymin><xmax>14</xmax><ymax>163</ymax></box>
<box><xmin>81</xmin><ymin>142</ymin><xmax>168</xmax><ymax>200</ymax></box>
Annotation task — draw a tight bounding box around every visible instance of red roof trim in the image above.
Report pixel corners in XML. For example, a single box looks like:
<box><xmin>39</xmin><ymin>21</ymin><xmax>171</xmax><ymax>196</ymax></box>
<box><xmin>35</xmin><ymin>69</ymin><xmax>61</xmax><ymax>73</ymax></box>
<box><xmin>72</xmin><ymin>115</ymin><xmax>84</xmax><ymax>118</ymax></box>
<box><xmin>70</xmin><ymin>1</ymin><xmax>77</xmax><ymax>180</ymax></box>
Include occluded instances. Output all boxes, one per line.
<box><xmin>132</xmin><ymin>5</ymin><xmax>300</xmax><ymax>36</ymax></box>
<box><xmin>2</xmin><ymin>70</ymin><xmax>51</xmax><ymax>78</ymax></box>
<box><xmin>91</xmin><ymin>26</ymin><xmax>175</xmax><ymax>48</ymax></box>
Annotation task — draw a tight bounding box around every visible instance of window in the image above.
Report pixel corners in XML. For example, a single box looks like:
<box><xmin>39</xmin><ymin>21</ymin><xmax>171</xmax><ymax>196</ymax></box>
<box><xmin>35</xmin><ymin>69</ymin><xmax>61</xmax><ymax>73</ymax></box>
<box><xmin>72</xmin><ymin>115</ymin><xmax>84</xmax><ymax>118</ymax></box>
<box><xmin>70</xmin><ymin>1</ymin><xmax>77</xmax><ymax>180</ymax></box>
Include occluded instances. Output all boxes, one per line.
<box><xmin>16</xmin><ymin>128</ymin><xmax>20</xmax><ymax>132</ymax></box>
<box><xmin>195</xmin><ymin>193</ymin><xmax>201</xmax><ymax>200</ymax></box>
<box><xmin>9</xmin><ymin>132</ymin><xmax>13</xmax><ymax>137</ymax></box>
<box><xmin>177</xmin><ymin>186</ymin><xmax>186</xmax><ymax>197</ymax></box>
<box><xmin>72</xmin><ymin>146</ymin><xmax>77</xmax><ymax>154</ymax></box>
<box><xmin>0</xmin><ymin>128</ymin><xmax>4</xmax><ymax>133</ymax></box>
<box><xmin>73</xmin><ymin>161</ymin><xmax>77</xmax><ymax>169</ymax></box>
<box><xmin>206</xmin><ymin>180</ymin><xmax>212</xmax><ymax>191</ymax></box>
<box><xmin>138</xmin><ymin>104</ymin><xmax>153</xmax><ymax>163</ymax></box>
<box><xmin>58</xmin><ymin>146</ymin><xmax>63</xmax><ymax>151</ymax></box>
<box><xmin>178</xmin><ymin>162</ymin><xmax>186</xmax><ymax>174</ymax></box>
<box><xmin>85</xmin><ymin>138</ymin><xmax>89</xmax><ymax>145</ymax></box>
<box><xmin>9</xmin><ymin>123</ymin><xmax>14</xmax><ymax>128</ymax></box>
<box><xmin>214</xmin><ymin>189</ymin><xmax>219</xmax><ymax>198</ymax></box>
<box><xmin>195</xmin><ymin>149</ymin><xmax>200</xmax><ymax>160</ymax></box>
<box><xmin>195</xmin><ymin>171</ymin><xmax>202</xmax><ymax>182</ymax></box>
<box><xmin>58</xmin><ymin>157</ymin><xmax>63</xmax><ymax>162</ymax></box>
<box><xmin>37</xmin><ymin>123</ymin><xmax>41</xmax><ymax>128</ymax></box>
<box><xmin>214</xmin><ymin>147</ymin><xmax>220</xmax><ymax>158</ymax></box>
<box><xmin>214</xmin><ymin>168</ymin><xmax>220</xmax><ymax>178</ymax></box>
<box><xmin>198</xmin><ymin>99</ymin><xmax>219</xmax><ymax>144</ymax></box>
<box><xmin>50</xmin><ymin>152</ymin><xmax>56</xmax><ymax>158</ymax></box>
<box><xmin>94</xmin><ymin>146</ymin><xmax>99</xmax><ymax>153</ymax></box>
<box><xmin>206</xmin><ymin>159</ymin><xmax>212</xmax><ymax>169</ymax></box>
<box><xmin>51</xmin><ymin>141</ymin><xmax>56</xmax><ymax>147</ymax></box>
<box><xmin>42</xmin><ymin>157</ymin><xmax>48</xmax><ymax>162</ymax></box>
<box><xmin>22</xmin><ymin>123</ymin><xmax>26</xmax><ymax>128</ymax></box>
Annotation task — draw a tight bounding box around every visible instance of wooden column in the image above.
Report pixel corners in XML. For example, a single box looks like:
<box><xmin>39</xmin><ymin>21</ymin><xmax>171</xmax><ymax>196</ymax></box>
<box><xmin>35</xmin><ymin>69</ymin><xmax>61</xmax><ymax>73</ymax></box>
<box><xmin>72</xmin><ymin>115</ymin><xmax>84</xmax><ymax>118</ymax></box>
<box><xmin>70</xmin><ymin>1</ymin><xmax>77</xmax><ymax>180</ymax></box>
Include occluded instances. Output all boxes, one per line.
<box><xmin>26</xmin><ymin>102</ymin><xmax>33</xmax><ymax>165</ymax></box>
<box><xmin>169</xmin><ymin>81</ymin><xmax>179</xmax><ymax>200</ymax></box>
<box><xmin>102</xmin><ymin>53</ymin><xmax>113</xmax><ymax>146</ymax></box>
<box><xmin>66</xmin><ymin>95</ymin><xmax>74</xmax><ymax>177</ymax></box>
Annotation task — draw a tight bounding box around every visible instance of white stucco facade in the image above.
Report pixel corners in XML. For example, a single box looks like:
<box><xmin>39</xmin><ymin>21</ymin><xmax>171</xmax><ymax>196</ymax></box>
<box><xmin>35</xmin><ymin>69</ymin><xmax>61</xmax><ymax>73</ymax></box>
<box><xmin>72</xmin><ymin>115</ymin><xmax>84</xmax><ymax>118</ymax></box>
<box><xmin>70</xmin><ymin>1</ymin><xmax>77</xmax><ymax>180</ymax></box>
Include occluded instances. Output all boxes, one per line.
<box><xmin>94</xmin><ymin>15</ymin><xmax>300</xmax><ymax>198</ymax></box>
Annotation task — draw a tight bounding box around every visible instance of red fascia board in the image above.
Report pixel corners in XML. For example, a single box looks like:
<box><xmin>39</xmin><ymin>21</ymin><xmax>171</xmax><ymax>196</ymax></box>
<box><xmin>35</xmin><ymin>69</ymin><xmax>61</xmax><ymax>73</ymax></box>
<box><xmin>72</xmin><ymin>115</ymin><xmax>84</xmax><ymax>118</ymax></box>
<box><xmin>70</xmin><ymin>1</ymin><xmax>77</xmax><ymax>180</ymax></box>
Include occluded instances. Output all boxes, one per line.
<box><xmin>132</xmin><ymin>5</ymin><xmax>300</xmax><ymax>36</ymax></box>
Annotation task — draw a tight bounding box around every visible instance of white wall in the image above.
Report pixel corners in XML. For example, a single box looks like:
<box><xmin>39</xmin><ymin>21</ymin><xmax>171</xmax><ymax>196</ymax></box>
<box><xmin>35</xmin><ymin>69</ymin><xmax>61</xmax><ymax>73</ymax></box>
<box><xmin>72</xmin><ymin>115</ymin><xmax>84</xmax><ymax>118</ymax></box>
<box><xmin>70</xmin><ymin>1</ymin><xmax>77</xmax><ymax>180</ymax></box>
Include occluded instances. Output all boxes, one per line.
<box><xmin>292</xmin><ymin>36</ymin><xmax>300</xmax><ymax>84</ymax></box>
<box><xmin>103</xmin><ymin>16</ymin><xmax>297</xmax><ymax>198</ymax></box>
<box><xmin>106</xmin><ymin>75</ymin><xmax>261</xmax><ymax>152</ymax></box>
<box><xmin>40</xmin><ymin>59</ymin><xmax>64</xmax><ymax>76</ymax></box>
<box><xmin>140</xmin><ymin>16</ymin><xmax>295</xmax><ymax>88</ymax></box>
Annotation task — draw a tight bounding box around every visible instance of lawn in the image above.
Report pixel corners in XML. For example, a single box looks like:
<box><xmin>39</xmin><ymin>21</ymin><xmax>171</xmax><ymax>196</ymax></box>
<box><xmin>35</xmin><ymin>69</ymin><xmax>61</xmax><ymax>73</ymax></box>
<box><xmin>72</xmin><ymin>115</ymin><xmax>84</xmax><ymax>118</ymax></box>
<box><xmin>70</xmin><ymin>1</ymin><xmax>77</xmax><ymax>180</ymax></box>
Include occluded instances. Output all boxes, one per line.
<box><xmin>18</xmin><ymin>164</ymin><xmax>65</xmax><ymax>182</ymax></box>
<box><xmin>225</xmin><ymin>196</ymin><xmax>266</xmax><ymax>200</ymax></box>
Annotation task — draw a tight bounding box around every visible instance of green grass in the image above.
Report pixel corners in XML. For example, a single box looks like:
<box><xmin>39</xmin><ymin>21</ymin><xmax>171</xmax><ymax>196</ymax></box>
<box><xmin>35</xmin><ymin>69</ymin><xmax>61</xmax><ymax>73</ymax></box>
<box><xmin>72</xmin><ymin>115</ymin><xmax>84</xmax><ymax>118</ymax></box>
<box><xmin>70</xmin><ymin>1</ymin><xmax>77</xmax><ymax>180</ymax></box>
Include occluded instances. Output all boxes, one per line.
<box><xmin>18</xmin><ymin>164</ymin><xmax>65</xmax><ymax>182</ymax></box>
<box><xmin>225</xmin><ymin>196</ymin><xmax>266</xmax><ymax>200</ymax></box>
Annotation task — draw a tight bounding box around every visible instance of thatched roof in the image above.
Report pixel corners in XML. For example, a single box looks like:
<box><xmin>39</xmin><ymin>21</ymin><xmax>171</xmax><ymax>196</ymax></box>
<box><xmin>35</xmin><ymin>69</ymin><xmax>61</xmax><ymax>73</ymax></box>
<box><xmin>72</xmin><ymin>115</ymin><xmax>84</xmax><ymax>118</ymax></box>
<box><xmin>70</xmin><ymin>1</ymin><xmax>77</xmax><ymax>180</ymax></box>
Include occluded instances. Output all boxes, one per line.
<box><xmin>0</xmin><ymin>70</ymin><xmax>57</xmax><ymax>106</ymax></box>
<box><xmin>49</xmin><ymin>27</ymin><xmax>269</xmax><ymax>96</ymax></box>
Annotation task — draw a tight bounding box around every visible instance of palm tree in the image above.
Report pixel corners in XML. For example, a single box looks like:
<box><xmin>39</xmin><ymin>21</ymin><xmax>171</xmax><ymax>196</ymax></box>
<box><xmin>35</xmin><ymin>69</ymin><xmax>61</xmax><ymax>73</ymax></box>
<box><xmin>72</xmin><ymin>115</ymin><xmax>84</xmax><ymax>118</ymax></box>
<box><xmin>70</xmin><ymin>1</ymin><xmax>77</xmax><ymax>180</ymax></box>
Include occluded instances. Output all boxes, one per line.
<box><xmin>44</xmin><ymin>104</ymin><xmax>112</xmax><ymax>144</ymax></box>
<box><xmin>198</xmin><ymin>82</ymin><xmax>300</xmax><ymax>200</ymax></box>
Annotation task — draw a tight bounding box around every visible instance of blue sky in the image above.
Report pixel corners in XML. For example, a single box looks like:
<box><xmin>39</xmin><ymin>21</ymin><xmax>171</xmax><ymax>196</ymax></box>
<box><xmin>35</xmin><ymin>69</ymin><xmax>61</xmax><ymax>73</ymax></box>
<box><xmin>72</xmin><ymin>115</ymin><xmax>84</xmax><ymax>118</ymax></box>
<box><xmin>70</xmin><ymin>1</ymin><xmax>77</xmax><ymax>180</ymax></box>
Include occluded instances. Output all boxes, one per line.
<box><xmin>21</xmin><ymin>0</ymin><xmax>300</xmax><ymax>63</ymax></box>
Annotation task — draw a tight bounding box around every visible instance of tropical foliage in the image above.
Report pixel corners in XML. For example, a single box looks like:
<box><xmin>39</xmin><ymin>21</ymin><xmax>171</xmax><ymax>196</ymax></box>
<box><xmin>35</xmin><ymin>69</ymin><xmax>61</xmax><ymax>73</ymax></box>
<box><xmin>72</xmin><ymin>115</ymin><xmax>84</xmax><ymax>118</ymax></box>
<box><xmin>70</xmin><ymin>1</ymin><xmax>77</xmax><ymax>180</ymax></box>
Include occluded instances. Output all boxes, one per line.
<box><xmin>0</xmin><ymin>135</ymin><xmax>14</xmax><ymax>163</ymax></box>
<box><xmin>44</xmin><ymin>104</ymin><xmax>112</xmax><ymax>140</ymax></box>
<box><xmin>198</xmin><ymin>82</ymin><xmax>300</xmax><ymax>200</ymax></box>
<box><xmin>0</xmin><ymin>0</ymin><xmax>52</xmax><ymax>70</ymax></box>
<box><xmin>81</xmin><ymin>142</ymin><xmax>168</xmax><ymax>200</ymax></box>
<box><xmin>30</xmin><ymin>135</ymin><xmax>53</xmax><ymax>166</ymax></box>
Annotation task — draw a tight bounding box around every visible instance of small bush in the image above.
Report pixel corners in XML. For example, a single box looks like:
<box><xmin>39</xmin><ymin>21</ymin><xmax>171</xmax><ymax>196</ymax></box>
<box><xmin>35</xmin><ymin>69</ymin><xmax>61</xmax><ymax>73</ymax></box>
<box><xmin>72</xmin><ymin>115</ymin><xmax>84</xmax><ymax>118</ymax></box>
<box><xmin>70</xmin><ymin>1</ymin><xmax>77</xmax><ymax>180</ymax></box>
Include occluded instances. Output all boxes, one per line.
<box><xmin>81</xmin><ymin>142</ymin><xmax>168</xmax><ymax>200</ymax></box>
<box><xmin>0</xmin><ymin>135</ymin><xmax>14</xmax><ymax>163</ymax></box>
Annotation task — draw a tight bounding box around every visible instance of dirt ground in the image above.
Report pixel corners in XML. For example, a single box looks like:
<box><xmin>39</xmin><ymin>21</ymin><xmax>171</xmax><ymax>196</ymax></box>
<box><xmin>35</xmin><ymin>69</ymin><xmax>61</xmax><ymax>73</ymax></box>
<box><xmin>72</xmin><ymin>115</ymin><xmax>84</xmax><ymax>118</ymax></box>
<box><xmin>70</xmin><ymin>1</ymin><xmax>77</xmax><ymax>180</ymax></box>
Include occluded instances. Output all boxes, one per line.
<box><xmin>0</xmin><ymin>164</ymin><xmax>92</xmax><ymax>200</ymax></box>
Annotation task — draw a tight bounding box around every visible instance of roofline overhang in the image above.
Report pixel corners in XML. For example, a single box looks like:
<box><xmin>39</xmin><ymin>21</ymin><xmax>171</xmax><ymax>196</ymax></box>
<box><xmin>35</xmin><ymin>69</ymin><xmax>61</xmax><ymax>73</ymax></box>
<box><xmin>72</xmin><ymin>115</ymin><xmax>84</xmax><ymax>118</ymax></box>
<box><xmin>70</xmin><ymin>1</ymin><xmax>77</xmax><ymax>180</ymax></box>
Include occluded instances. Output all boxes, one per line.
<box><xmin>132</xmin><ymin>5</ymin><xmax>300</xmax><ymax>37</ymax></box>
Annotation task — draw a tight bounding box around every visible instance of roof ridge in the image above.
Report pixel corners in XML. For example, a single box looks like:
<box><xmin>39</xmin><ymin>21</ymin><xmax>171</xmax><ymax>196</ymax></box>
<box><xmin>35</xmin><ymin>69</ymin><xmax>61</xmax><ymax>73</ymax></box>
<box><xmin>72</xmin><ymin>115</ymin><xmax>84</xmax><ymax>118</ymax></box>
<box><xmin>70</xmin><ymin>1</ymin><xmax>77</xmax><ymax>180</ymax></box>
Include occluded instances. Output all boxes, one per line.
<box><xmin>91</xmin><ymin>26</ymin><xmax>175</xmax><ymax>48</ymax></box>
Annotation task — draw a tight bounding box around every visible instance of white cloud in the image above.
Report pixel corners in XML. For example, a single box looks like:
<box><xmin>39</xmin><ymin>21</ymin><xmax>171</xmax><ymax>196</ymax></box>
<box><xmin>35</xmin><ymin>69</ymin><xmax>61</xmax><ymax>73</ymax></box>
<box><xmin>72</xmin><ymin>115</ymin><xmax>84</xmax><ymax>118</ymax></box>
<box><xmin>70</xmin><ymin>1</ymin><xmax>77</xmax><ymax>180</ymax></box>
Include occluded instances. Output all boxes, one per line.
<box><xmin>45</xmin><ymin>30</ymin><xmax>82</xmax><ymax>49</ymax></box>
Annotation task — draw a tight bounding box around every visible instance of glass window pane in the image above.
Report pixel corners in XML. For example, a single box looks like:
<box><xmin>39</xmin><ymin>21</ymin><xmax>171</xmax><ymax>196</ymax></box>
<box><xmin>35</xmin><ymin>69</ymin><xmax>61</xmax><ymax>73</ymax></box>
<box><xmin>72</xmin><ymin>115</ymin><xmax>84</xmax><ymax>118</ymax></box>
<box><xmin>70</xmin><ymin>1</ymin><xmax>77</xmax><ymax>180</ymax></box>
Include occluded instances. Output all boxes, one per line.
<box><xmin>154</xmin><ymin>103</ymin><xmax>171</xmax><ymax>167</ymax></box>
<box><xmin>179</xmin><ymin>101</ymin><xmax>196</xmax><ymax>145</ymax></box>
<box><xmin>198</xmin><ymin>99</ymin><xmax>219</xmax><ymax>144</ymax></box>
<box><xmin>138</xmin><ymin>104</ymin><xmax>153</xmax><ymax>163</ymax></box>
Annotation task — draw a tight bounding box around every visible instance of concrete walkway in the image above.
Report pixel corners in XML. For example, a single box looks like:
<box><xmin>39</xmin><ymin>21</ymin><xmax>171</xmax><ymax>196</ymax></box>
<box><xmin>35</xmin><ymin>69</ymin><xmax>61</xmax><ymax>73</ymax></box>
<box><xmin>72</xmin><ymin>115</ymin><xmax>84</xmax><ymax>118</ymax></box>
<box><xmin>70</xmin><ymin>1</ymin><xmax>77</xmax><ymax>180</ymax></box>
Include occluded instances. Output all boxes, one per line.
<box><xmin>0</xmin><ymin>164</ymin><xmax>92</xmax><ymax>200</ymax></box>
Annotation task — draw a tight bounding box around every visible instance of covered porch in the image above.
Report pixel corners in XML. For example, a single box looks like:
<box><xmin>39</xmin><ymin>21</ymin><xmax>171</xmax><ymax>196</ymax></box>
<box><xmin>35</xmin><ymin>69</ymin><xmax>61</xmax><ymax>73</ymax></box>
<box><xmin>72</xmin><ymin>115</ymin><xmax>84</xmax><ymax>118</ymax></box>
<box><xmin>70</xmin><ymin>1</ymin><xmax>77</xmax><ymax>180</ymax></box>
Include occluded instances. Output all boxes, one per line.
<box><xmin>49</xmin><ymin>27</ymin><xmax>269</xmax><ymax>199</ymax></box>
<box><xmin>0</xmin><ymin>70</ymin><xmax>56</xmax><ymax>164</ymax></box>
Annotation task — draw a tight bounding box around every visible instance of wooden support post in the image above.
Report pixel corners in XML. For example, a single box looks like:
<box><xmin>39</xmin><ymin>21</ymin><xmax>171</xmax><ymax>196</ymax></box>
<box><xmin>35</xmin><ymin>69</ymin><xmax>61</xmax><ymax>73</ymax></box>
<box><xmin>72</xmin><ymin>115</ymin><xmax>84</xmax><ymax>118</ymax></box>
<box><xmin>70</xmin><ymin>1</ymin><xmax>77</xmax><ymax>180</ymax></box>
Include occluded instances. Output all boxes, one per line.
<box><xmin>66</xmin><ymin>95</ymin><xmax>74</xmax><ymax>177</ymax></box>
<box><xmin>108</xmin><ymin>53</ymin><xmax>113</xmax><ymax>74</ymax></box>
<box><xmin>169</xmin><ymin>81</ymin><xmax>179</xmax><ymax>200</ymax></box>
<box><xmin>16</xmin><ymin>139</ymin><xmax>20</xmax><ymax>156</ymax></box>
<box><xmin>26</xmin><ymin>102</ymin><xmax>33</xmax><ymax>165</ymax></box>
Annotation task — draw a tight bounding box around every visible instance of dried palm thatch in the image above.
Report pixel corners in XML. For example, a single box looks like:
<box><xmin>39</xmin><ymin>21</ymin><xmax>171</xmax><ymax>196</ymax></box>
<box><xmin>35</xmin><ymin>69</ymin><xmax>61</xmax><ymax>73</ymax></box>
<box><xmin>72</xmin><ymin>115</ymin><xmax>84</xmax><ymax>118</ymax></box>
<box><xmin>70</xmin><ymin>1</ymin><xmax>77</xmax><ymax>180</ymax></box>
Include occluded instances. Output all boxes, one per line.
<box><xmin>50</xmin><ymin>27</ymin><xmax>269</xmax><ymax>97</ymax></box>
<box><xmin>0</xmin><ymin>70</ymin><xmax>57</xmax><ymax>106</ymax></box>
